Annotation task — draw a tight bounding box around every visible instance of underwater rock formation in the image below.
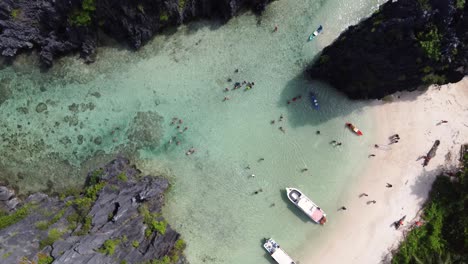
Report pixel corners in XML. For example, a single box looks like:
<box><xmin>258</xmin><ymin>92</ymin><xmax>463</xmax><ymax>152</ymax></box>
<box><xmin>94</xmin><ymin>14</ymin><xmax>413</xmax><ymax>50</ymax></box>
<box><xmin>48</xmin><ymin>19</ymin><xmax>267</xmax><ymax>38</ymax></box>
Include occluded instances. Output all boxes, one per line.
<box><xmin>0</xmin><ymin>157</ymin><xmax>186</xmax><ymax>264</ymax></box>
<box><xmin>307</xmin><ymin>0</ymin><xmax>468</xmax><ymax>99</ymax></box>
<box><xmin>0</xmin><ymin>0</ymin><xmax>271</xmax><ymax>67</ymax></box>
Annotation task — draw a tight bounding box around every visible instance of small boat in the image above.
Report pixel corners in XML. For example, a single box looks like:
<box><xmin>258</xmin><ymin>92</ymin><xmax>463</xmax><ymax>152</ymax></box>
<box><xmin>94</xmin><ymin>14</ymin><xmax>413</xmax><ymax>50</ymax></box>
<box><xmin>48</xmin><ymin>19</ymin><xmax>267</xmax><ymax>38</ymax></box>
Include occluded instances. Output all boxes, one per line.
<box><xmin>346</xmin><ymin>122</ymin><xmax>363</xmax><ymax>136</ymax></box>
<box><xmin>263</xmin><ymin>238</ymin><xmax>297</xmax><ymax>264</ymax></box>
<box><xmin>286</xmin><ymin>188</ymin><xmax>327</xmax><ymax>225</ymax></box>
<box><xmin>308</xmin><ymin>25</ymin><xmax>323</xmax><ymax>41</ymax></box>
<box><xmin>309</xmin><ymin>92</ymin><xmax>319</xmax><ymax>110</ymax></box>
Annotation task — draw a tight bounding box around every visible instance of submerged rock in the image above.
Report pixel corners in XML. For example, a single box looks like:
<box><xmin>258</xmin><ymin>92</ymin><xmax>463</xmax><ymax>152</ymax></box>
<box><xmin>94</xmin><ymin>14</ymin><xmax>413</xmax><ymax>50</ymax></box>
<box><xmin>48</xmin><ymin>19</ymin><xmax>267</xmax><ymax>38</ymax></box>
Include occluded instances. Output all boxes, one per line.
<box><xmin>35</xmin><ymin>102</ymin><xmax>48</xmax><ymax>113</ymax></box>
<box><xmin>0</xmin><ymin>0</ymin><xmax>271</xmax><ymax>67</ymax></box>
<box><xmin>0</xmin><ymin>157</ymin><xmax>186</xmax><ymax>264</ymax></box>
<box><xmin>127</xmin><ymin>111</ymin><xmax>164</xmax><ymax>150</ymax></box>
<box><xmin>307</xmin><ymin>0</ymin><xmax>468</xmax><ymax>99</ymax></box>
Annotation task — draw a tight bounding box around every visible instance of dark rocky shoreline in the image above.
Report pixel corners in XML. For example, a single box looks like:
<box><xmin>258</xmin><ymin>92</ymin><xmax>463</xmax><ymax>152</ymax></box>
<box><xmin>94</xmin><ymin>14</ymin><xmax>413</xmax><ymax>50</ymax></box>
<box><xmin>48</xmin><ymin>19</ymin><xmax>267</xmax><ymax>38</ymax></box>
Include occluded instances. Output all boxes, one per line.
<box><xmin>307</xmin><ymin>0</ymin><xmax>468</xmax><ymax>99</ymax></box>
<box><xmin>0</xmin><ymin>157</ymin><xmax>186</xmax><ymax>264</ymax></box>
<box><xmin>0</xmin><ymin>0</ymin><xmax>270</xmax><ymax>67</ymax></box>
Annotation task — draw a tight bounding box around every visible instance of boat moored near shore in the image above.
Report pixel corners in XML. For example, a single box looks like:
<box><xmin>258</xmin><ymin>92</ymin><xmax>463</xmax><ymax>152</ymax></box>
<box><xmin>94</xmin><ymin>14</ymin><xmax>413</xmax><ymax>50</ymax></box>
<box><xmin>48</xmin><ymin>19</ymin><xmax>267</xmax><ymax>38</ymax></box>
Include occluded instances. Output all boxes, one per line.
<box><xmin>286</xmin><ymin>187</ymin><xmax>327</xmax><ymax>224</ymax></box>
<box><xmin>263</xmin><ymin>238</ymin><xmax>296</xmax><ymax>264</ymax></box>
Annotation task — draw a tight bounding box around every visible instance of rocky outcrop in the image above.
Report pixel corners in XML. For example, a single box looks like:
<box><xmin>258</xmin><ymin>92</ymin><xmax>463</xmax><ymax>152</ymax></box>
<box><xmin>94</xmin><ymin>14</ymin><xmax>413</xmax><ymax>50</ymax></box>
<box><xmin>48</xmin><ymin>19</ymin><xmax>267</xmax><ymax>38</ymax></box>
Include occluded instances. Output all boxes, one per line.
<box><xmin>307</xmin><ymin>0</ymin><xmax>468</xmax><ymax>99</ymax></box>
<box><xmin>0</xmin><ymin>0</ymin><xmax>271</xmax><ymax>67</ymax></box>
<box><xmin>0</xmin><ymin>157</ymin><xmax>186</xmax><ymax>264</ymax></box>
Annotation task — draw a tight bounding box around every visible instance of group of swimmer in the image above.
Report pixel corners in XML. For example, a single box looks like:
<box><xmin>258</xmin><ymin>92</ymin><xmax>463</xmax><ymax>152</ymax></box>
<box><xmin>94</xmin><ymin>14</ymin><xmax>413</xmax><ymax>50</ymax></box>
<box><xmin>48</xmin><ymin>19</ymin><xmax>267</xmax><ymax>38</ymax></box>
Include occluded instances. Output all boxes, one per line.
<box><xmin>222</xmin><ymin>69</ymin><xmax>256</xmax><ymax>102</ymax></box>
<box><xmin>167</xmin><ymin>117</ymin><xmax>189</xmax><ymax>148</ymax></box>
<box><xmin>330</xmin><ymin>140</ymin><xmax>343</xmax><ymax>147</ymax></box>
<box><xmin>287</xmin><ymin>95</ymin><xmax>302</xmax><ymax>105</ymax></box>
<box><xmin>269</xmin><ymin>114</ymin><xmax>287</xmax><ymax>133</ymax></box>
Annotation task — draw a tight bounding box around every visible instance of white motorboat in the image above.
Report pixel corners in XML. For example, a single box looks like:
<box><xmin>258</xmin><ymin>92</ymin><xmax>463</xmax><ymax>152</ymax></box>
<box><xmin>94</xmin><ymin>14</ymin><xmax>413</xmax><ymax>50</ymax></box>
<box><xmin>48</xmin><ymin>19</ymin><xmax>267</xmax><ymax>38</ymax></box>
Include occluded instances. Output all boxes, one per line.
<box><xmin>263</xmin><ymin>238</ymin><xmax>296</xmax><ymax>264</ymax></box>
<box><xmin>286</xmin><ymin>187</ymin><xmax>327</xmax><ymax>224</ymax></box>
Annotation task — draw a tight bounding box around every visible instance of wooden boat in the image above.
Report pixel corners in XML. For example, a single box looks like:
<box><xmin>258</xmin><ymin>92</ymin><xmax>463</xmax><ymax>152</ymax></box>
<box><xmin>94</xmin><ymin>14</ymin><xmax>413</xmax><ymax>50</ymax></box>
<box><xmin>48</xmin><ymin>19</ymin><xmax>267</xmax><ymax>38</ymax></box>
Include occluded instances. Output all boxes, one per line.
<box><xmin>286</xmin><ymin>188</ymin><xmax>327</xmax><ymax>225</ymax></box>
<box><xmin>346</xmin><ymin>122</ymin><xmax>363</xmax><ymax>136</ymax></box>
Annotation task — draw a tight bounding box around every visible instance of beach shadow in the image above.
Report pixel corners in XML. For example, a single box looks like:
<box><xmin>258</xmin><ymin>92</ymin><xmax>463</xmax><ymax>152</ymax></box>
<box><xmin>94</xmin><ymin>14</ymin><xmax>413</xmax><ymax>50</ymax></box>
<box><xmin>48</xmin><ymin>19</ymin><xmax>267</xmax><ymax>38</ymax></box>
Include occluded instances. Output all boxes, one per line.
<box><xmin>408</xmin><ymin>166</ymin><xmax>445</xmax><ymax>201</ymax></box>
<box><xmin>279</xmin><ymin>189</ymin><xmax>310</xmax><ymax>224</ymax></box>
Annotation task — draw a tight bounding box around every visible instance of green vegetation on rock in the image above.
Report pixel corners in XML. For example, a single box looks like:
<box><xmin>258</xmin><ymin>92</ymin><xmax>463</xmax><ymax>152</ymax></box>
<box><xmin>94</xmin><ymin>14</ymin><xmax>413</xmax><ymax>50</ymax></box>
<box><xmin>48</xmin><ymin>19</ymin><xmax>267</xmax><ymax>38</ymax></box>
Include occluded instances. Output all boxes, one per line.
<box><xmin>421</xmin><ymin>73</ymin><xmax>446</xmax><ymax>84</ymax></box>
<box><xmin>417</xmin><ymin>25</ymin><xmax>442</xmax><ymax>61</ymax></box>
<box><xmin>39</xmin><ymin>228</ymin><xmax>65</xmax><ymax>248</ymax></box>
<box><xmin>179</xmin><ymin>0</ymin><xmax>186</xmax><ymax>10</ymax></box>
<box><xmin>98</xmin><ymin>238</ymin><xmax>121</xmax><ymax>255</ymax></box>
<box><xmin>417</xmin><ymin>0</ymin><xmax>432</xmax><ymax>11</ymax></box>
<box><xmin>10</xmin><ymin>9</ymin><xmax>21</xmax><ymax>19</ymax></box>
<box><xmin>139</xmin><ymin>204</ymin><xmax>167</xmax><ymax>236</ymax></box>
<box><xmin>69</xmin><ymin>0</ymin><xmax>96</xmax><ymax>26</ymax></box>
<box><xmin>36</xmin><ymin>208</ymin><xmax>66</xmax><ymax>230</ymax></box>
<box><xmin>2</xmin><ymin>252</ymin><xmax>12</xmax><ymax>259</ymax></box>
<box><xmin>152</xmin><ymin>255</ymin><xmax>171</xmax><ymax>264</ymax></box>
<box><xmin>132</xmin><ymin>240</ymin><xmax>140</xmax><ymax>248</ymax></box>
<box><xmin>117</xmin><ymin>172</ymin><xmax>128</xmax><ymax>182</ymax></box>
<box><xmin>392</xmin><ymin>150</ymin><xmax>468</xmax><ymax>263</ymax></box>
<box><xmin>456</xmin><ymin>0</ymin><xmax>465</xmax><ymax>9</ymax></box>
<box><xmin>0</xmin><ymin>204</ymin><xmax>30</xmax><ymax>229</ymax></box>
<box><xmin>160</xmin><ymin>12</ymin><xmax>169</xmax><ymax>22</ymax></box>
<box><xmin>37</xmin><ymin>253</ymin><xmax>53</xmax><ymax>264</ymax></box>
<box><xmin>65</xmin><ymin>168</ymin><xmax>106</xmax><ymax>235</ymax></box>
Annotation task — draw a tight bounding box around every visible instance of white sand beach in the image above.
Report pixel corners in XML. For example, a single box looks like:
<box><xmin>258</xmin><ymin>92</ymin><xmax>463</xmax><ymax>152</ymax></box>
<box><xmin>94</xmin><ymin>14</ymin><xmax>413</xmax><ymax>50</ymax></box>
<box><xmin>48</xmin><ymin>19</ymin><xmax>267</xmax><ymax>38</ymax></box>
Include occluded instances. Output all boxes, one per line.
<box><xmin>304</xmin><ymin>78</ymin><xmax>468</xmax><ymax>264</ymax></box>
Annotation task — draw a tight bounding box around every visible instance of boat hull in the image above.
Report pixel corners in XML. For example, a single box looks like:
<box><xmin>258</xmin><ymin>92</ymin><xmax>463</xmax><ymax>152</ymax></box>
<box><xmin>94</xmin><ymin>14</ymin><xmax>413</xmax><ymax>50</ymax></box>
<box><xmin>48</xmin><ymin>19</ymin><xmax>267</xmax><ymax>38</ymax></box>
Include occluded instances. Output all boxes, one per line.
<box><xmin>346</xmin><ymin>122</ymin><xmax>363</xmax><ymax>136</ymax></box>
<box><xmin>286</xmin><ymin>188</ymin><xmax>327</xmax><ymax>224</ymax></box>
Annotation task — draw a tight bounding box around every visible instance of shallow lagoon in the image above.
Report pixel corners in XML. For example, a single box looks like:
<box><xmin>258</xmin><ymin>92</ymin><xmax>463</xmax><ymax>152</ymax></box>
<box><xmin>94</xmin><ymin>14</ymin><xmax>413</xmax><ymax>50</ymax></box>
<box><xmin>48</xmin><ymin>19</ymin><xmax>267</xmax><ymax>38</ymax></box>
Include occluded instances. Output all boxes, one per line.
<box><xmin>0</xmin><ymin>0</ymin><xmax>384</xmax><ymax>263</ymax></box>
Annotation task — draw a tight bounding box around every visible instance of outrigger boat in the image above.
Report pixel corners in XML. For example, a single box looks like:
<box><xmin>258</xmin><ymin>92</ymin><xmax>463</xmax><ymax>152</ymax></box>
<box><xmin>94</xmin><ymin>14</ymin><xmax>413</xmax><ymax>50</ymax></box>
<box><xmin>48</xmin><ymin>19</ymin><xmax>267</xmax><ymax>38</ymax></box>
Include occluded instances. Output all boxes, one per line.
<box><xmin>263</xmin><ymin>238</ymin><xmax>296</xmax><ymax>264</ymax></box>
<box><xmin>308</xmin><ymin>25</ymin><xmax>323</xmax><ymax>41</ymax></box>
<box><xmin>346</xmin><ymin>122</ymin><xmax>363</xmax><ymax>136</ymax></box>
<box><xmin>286</xmin><ymin>188</ymin><xmax>327</xmax><ymax>225</ymax></box>
<box><xmin>309</xmin><ymin>91</ymin><xmax>319</xmax><ymax>110</ymax></box>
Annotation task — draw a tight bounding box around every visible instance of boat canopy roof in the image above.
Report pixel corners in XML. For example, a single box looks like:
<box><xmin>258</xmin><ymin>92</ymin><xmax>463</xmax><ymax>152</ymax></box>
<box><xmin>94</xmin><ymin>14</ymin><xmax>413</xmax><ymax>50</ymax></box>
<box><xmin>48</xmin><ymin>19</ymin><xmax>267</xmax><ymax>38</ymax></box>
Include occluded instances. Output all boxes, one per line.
<box><xmin>271</xmin><ymin>249</ymin><xmax>296</xmax><ymax>264</ymax></box>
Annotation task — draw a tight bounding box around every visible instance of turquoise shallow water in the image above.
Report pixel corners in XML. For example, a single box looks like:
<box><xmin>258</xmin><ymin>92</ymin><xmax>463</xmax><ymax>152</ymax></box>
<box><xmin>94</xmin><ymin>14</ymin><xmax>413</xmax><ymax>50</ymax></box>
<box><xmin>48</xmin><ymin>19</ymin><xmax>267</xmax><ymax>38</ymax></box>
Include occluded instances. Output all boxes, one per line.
<box><xmin>0</xmin><ymin>0</ymin><xmax>384</xmax><ymax>263</ymax></box>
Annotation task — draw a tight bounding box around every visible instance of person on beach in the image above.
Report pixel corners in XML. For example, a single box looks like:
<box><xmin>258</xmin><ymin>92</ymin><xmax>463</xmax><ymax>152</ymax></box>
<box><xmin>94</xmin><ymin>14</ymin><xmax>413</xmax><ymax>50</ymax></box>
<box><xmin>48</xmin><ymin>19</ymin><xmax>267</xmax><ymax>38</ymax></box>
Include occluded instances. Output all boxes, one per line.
<box><xmin>223</xmin><ymin>96</ymin><xmax>230</xmax><ymax>102</ymax></box>
<box><xmin>386</xmin><ymin>183</ymin><xmax>393</xmax><ymax>188</ymax></box>
<box><xmin>258</xmin><ymin>158</ymin><xmax>265</xmax><ymax>162</ymax></box>
<box><xmin>301</xmin><ymin>168</ymin><xmax>308</xmax><ymax>172</ymax></box>
<box><xmin>183</xmin><ymin>127</ymin><xmax>188</xmax><ymax>132</ymax></box>
<box><xmin>368</xmin><ymin>154</ymin><xmax>376</xmax><ymax>158</ymax></box>
<box><xmin>336</xmin><ymin>142</ymin><xmax>342</xmax><ymax>146</ymax></box>
<box><xmin>271</xmin><ymin>120</ymin><xmax>275</xmax><ymax>124</ymax></box>
<box><xmin>316</xmin><ymin>130</ymin><xmax>320</xmax><ymax>135</ymax></box>
<box><xmin>359</xmin><ymin>193</ymin><xmax>368</xmax><ymax>197</ymax></box>
<box><xmin>224</xmin><ymin>87</ymin><xmax>230</xmax><ymax>92</ymax></box>
<box><xmin>330</xmin><ymin>140</ymin><xmax>337</xmax><ymax>145</ymax></box>
<box><xmin>179</xmin><ymin>119</ymin><xmax>183</xmax><ymax>124</ymax></box>
<box><xmin>367</xmin><ymin>200</ymin><xmax>376</xmax><ymax>204</ymax></box>
<box><xmin>375</xmin><ymin>144</ymin><xmax>379</xmax><ymax>148</ymax></box>
<box><xmin>339</xmin><ymin>206</ymin><xmax>347</xmax><ymax>211</ymax></box>
<box><xmin>274</xmin><ymin>25</ymin><xmax>278</xmax><ymax>32</ymax></box>
<box><xmin>249</xmin><ymin>174</ymin><xmax>255</xmax><ymax>178</ymax></box>
<box><xmin>279</xmin><ymin>127</ymin><xmax>286</xmax><ymax>133</ymax></box>
<box><xmin>176</xmin><ymin>141</ymin><xmax>181</xmax><ymax>145</ymax></box>
<box><xmin>279</xmin><ymin>114</ymin><xmax>284</xmax><ymax>121</ymax></box>
<box><xmin>235</xmin><ymin>69</ymin><xmax>239</xmax><ymax>73</ymax></box>
<box><xmin>437</xmin><ymin>120</ymin><xmax>449</xmax><ymax>125</ymax></box>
